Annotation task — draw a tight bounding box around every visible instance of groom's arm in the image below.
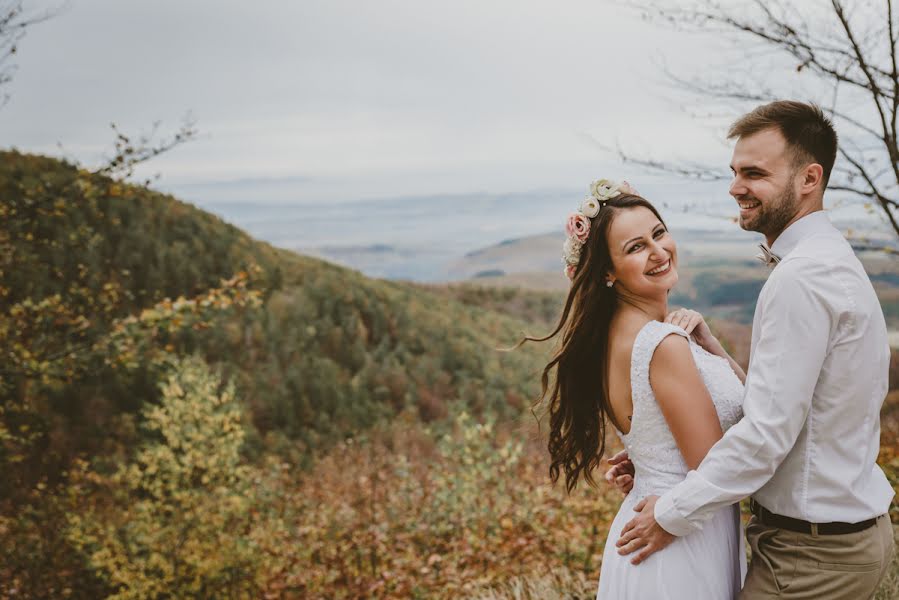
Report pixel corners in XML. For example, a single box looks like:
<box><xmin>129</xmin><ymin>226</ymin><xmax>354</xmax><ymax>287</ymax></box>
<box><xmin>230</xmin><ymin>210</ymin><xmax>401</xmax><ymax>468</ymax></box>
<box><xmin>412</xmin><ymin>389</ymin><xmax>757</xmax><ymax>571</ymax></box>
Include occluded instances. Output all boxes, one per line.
<box><xmin>653</xmin><ymin>258</ymin><xmax>830</xmax><ymax>536</ymax></box>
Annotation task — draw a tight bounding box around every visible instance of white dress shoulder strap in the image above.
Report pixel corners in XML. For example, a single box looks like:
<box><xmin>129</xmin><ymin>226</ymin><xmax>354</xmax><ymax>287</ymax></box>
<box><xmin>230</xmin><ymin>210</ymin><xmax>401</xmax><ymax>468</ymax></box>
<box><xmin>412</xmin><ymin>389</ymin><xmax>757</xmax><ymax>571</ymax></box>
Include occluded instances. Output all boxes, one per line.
<box><xmin>630</xmin><ymin>321</ymin><xmax>689</xmax><ymax>404</ymax></box>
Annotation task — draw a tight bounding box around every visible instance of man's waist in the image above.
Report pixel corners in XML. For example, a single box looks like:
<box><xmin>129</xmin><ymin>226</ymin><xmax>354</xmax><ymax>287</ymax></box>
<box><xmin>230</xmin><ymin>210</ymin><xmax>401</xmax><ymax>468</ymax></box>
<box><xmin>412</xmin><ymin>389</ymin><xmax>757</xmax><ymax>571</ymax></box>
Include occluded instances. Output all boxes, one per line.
<box><xmin>752</xmin><ymin>465</ymin><xmax>893</xmax><ymax>521</ymax></box>
<box><xmin>749</xmin><ymin>498</ymin><xmax>881</xmax><ymax>535</ymax></box>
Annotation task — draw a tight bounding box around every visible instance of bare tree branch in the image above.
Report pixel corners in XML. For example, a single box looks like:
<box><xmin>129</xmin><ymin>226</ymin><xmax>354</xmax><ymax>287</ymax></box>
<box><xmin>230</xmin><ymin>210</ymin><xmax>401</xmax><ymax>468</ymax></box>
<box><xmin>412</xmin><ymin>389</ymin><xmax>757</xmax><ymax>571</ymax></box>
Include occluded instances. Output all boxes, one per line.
<box><xmin>657</xmin><ymin>61</ymin><xmax>779</xmax><ymax>105</ymax></box>
<box><xmin>620</xmin><ymin>0</ymin><xmax>899</xmax><ymax>244</ymax></box>
<box><xmin>616</xmin><ymin>148</ymin><xmax>730</xmax><ymax>182</ymax></box>
<box><xmin>889</xmin><ymin>0</ymin><xmax>898</xmax><ymax>153</ymax></box>
<box><xmin>0</xmin><ymin>1</ymin><xmax>60</xmax><ymax>106</ymax></box>
<box><xmin>831</xmin><ymin>0</ymin><xmax>892</xmax><ymax>150</ymax></box>
<box><xmin>823</xmin><ymin>105</ymin><xmax>886</xmax><ymax>139</ymax></box>
<box><xmin>634</xmin><ymin>0</ymin><xmax>894</xmax><ymax>97</ymax></box>
<box><xmin>838</xmin><ymin>146</ymin><xmax>899</xmax><ymax>233</ymax></box>
<box><xmin>829</xmin><ymin>184</ymin><xmax>899</xmax><ymax>209</ymax></box>
<box><xmin>94</xmin><ymin>114</ymin><xmax>199</xmax><ymax>184</ymax></box>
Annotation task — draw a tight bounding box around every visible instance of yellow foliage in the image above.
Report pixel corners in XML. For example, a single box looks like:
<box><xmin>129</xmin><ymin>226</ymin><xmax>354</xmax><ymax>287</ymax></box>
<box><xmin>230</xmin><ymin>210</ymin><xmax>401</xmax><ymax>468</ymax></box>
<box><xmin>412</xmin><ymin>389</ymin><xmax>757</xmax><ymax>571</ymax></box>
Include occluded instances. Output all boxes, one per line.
<box><xmin>66</xmin><ymin>356</ymin><xmax>260</xmax><ymax>598</ymax></box>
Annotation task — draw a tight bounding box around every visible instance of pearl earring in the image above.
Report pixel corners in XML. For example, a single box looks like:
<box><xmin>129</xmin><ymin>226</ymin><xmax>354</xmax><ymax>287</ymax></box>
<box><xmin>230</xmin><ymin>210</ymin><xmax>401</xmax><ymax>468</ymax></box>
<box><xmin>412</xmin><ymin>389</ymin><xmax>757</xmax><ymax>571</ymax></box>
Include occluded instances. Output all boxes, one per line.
<box><xmin>606</xmin><ymin>280</ymin><xmax>614</xmax><ymax>288</ymax></box>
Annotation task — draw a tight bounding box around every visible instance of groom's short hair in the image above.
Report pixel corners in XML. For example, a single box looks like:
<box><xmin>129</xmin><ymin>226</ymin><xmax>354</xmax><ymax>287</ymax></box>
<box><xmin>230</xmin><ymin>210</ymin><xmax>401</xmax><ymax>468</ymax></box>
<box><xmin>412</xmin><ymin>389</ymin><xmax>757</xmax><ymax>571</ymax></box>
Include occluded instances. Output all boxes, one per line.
<box><xmin>728</xmin><ymin>101</ymin><xmax>838</xmax><ymax>187</ymax></box>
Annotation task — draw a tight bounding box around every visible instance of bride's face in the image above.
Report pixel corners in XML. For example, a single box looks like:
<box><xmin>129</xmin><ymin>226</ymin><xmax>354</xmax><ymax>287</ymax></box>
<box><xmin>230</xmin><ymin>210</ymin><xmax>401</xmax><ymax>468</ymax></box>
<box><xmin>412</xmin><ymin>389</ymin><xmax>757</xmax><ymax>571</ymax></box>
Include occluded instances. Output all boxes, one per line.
<box><xmin>605</xmin><ymin>206</ymin><xmax>678</xmax><ymax>297</ymax></box>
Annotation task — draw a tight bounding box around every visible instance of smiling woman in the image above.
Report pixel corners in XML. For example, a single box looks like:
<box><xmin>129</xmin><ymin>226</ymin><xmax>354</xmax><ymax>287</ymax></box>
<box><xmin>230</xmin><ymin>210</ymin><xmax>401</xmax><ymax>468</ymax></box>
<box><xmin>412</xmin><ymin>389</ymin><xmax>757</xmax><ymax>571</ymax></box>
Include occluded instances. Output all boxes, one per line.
<box><xmin>516</xmin><ymin>178</ymin><xmax>750</xmax><ymax>599</ymax></box>
<box><xmin>519</xmin><ymin>182</ymin><xmax>674</xmax><ymax>493</ymax></box>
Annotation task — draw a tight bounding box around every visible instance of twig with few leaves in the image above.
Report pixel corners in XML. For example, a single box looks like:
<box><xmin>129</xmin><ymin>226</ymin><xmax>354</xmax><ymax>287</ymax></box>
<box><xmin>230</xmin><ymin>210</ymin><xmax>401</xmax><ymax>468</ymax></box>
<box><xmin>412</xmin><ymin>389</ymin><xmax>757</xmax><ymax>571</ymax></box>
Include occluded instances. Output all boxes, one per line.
<box><xmin>94</xmin><ymin>114</ymin><xmax>199</xmax><ymax>184</ymax></box>
<box><xmin>0</xmin><ymin>1</ymin><xmax>60</xmax><ymax>107</ymax></box>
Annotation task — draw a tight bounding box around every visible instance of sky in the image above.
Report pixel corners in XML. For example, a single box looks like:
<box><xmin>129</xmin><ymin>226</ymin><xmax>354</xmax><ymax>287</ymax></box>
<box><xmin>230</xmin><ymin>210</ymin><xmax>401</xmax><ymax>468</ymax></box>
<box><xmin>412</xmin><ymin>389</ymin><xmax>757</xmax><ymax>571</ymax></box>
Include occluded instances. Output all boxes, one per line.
<box><xmin>0</xmin><ymin>0</ymin><xmax>758</xmax><ymax>204</ymax></box>
<box><xmin>0</xmin><ymin>0</ymin><xmax>887</xmax><ymax>233</ymax></box>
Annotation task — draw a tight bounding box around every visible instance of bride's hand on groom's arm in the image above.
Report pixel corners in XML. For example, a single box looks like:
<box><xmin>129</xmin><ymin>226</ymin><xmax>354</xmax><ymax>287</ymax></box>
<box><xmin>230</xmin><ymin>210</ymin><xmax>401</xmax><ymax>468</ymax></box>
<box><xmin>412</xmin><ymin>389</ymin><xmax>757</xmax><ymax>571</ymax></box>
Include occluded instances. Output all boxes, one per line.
<box><xmin>605</xmin><ymin>450</ymin><xmax>635</xmax><ymax>495</ymax></box>
<box><xmin>616</xmin><ymin>495</ymin><xmax>676</xmax><ymax>564</ymax></box>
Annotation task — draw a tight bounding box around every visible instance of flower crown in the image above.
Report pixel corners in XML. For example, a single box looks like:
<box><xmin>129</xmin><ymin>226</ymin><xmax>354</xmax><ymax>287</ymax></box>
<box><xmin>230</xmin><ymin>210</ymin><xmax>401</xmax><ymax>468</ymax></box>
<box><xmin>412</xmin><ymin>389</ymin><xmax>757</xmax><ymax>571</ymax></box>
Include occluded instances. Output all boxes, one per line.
<box><xmin>562</xmin><ymin>178</ymin><xmax>638</xmax><ymax>280</ymax></box>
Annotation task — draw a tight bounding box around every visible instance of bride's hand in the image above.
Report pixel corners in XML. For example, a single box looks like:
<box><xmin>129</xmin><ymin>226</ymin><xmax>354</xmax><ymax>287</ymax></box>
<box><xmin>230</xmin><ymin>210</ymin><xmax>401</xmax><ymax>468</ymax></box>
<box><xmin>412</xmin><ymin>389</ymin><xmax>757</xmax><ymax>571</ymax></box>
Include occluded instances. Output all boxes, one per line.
<box><xmin>665</xmin><ymin>308</ymin><xmax>722</xmax><ymax>355</ymax></box>
<box><xmin>605</xmin><ymin>450</ymin><xmax>635</xmax><ymax>495</ymax></box>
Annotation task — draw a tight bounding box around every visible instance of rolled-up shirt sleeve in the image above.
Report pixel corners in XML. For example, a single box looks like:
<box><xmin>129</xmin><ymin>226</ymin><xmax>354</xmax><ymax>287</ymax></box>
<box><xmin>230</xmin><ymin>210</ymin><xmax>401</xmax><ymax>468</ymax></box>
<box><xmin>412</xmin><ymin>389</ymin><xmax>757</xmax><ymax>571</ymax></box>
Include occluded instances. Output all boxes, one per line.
<box><xmin>654</xmin><ymin>259</ymin><xmax>831</xmax><ymax>536</ymax></box>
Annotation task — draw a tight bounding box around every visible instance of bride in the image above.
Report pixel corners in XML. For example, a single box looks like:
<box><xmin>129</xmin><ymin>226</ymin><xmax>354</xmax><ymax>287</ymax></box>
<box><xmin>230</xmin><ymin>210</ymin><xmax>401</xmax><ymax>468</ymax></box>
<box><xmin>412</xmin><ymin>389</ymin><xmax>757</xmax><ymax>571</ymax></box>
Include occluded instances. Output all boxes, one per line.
<box><xmin>523</xmin><ymin>179</ymin><xmax>747</xmax><ymax>598</ymax></box>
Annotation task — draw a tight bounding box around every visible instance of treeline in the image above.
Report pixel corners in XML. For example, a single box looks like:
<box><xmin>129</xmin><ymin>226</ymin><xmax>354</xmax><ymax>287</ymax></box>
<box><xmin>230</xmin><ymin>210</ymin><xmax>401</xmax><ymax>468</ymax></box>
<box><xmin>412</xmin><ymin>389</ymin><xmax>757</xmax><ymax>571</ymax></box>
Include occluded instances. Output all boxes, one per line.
<box><xmin>0</xmin><ymin>150</ymin><xmax>552</xmax><ymax>596</ymax></box>
<box><xmin>1</xmin><ymin>149</ymin><xmax>547</xmax><ymax>465</ymax></box>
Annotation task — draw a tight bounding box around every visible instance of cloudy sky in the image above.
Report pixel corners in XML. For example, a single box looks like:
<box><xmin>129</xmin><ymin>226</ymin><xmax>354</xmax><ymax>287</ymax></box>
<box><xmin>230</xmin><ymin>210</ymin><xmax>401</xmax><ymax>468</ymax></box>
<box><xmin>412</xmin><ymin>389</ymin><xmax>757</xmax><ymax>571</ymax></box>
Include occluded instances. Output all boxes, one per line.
<box><xmin>0</xmin><ymin>0</ymin><xmax>858</xmax><ymax>211</ymax></box>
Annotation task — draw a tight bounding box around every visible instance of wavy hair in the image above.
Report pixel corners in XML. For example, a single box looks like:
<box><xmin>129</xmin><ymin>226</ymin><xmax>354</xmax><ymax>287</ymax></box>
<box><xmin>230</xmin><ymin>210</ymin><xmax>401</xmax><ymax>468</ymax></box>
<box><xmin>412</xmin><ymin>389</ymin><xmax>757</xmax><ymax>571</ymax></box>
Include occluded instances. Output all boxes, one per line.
<box><xmin>521</xmin><ymin>194</ymin><xmax>666</xmax><ymax>494</ymax></box>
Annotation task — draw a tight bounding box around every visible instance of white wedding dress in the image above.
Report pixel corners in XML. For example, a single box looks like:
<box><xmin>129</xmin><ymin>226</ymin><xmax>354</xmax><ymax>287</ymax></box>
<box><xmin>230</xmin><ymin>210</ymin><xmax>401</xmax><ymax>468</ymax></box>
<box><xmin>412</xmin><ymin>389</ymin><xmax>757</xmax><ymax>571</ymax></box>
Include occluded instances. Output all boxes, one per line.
<box><xmin>597</xmin><ymin>321</ymin><xmax>747</xmax><ymax>599</ymax></box>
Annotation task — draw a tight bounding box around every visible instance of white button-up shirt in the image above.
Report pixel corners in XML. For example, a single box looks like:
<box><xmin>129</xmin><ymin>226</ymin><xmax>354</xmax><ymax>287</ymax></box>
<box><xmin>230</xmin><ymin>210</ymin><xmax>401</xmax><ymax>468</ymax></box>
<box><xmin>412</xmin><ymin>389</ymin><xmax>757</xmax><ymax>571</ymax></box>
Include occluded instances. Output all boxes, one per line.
<box><xmin>655</xmin><ymin>211</ymin><xmax>894</xmax><ymax>536</ymax></box>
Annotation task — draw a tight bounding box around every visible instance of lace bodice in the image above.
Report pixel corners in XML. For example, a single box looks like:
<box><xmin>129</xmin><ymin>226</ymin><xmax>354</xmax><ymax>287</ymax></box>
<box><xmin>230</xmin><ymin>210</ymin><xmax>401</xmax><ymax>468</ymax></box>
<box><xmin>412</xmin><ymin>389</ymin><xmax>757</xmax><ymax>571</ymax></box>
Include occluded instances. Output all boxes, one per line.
<box><xmin>618</xmin><ymin>320</ymin><xmax>744</xmax><ymax>500</ymax></box>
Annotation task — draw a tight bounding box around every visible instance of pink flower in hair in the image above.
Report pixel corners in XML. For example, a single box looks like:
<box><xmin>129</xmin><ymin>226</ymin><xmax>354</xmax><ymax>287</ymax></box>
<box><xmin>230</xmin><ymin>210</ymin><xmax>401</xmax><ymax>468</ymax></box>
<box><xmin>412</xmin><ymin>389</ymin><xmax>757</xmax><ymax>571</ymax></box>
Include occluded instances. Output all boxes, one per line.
<box><xmin>564</xmin><ymin>263</ymin><xmax>577</xmax><ymax>280</ymax></box>
<box><xmin>619</xmin><ymin>180</ymin><xmax>638</xmax><ymax>195</ymax></box>
<box><xmin>565</xmin><ymin>212</ymin><xmax>591</xmax><ymax>243</ymax></box>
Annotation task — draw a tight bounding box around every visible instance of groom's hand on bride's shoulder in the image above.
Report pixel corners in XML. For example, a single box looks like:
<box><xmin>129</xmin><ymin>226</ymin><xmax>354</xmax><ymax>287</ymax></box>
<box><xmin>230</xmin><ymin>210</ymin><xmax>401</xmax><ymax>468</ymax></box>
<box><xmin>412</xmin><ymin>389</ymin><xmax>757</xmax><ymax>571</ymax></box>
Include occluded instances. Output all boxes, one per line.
<box><xmin>616</xmin><ymin>495</ymin><xmax>675</xmax><ymax>565</ymax></box>
<box><xmin>604</xmin><ymin>450</ymin><xmax>634</xmax><ymax>495</ymax></box>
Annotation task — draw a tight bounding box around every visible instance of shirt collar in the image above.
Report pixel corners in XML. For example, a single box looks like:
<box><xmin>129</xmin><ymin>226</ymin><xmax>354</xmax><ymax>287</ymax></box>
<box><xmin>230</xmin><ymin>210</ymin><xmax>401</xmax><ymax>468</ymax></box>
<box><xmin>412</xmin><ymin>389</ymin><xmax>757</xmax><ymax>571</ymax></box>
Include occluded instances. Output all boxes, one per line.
<box><xmin>769</xmin><ymin>210</ymin><xmax>832</xmax><ymax>258</ymax></box>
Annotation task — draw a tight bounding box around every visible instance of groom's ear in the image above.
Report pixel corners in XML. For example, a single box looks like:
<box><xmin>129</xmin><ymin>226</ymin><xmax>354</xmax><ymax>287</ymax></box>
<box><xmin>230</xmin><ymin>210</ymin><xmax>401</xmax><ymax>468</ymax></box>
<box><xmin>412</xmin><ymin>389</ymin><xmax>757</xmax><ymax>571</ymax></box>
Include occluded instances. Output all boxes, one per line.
<box><xmin>800</xmin><ymin>163</ymin><xmax>824</xmax><ymax>194</ymax></box>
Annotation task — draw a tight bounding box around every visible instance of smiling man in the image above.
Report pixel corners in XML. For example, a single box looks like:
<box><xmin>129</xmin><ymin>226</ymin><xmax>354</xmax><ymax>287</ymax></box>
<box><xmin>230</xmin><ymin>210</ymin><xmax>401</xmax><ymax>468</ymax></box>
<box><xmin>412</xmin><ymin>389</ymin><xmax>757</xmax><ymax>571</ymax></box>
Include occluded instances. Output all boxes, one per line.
<box><xmin>616</xmin><ymin>101</ymin><xmax>895</xmax><ymax>600</ymax></box>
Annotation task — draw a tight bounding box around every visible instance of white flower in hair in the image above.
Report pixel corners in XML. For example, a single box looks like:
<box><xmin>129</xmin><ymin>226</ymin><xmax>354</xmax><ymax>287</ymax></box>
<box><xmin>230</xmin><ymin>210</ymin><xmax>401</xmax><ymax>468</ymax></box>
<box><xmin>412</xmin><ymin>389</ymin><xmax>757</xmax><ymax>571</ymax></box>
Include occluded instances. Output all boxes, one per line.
<box><xmin>562</xmin><ymin>250</ymin><xmax>579</xmax><ymax>266</ymax></box>
<box><xmin>563</xmin><ymin>237</ymin><xmax>582</xmax><ymax>256</ymax></box>
<box><xmin>562</xmin><ymin>176</ymin><xmax>639</xmax><ymax>281</ymax></box>
<box><xmin>590</xmin><ymin>178</ymin><xmax>622</xmax><ymax>201</ymax></box>
<box><xmin>579</xmin><ymin>196</ymin><xmax>601</xmax><ymax>218</ymax></box>
<box><xmin>562</xmin><ymin>237</ymin><xmax>582</xmax><ymax>265</ymax></box>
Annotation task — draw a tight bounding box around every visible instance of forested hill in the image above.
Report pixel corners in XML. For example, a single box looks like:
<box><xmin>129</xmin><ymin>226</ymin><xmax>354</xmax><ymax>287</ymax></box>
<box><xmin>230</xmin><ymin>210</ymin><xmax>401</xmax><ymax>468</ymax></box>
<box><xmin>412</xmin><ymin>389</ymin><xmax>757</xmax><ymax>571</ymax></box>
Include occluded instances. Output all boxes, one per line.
<box><xmin>2</xmin><ymin>151</ymin><xmax>286</xmax><ymax>308</ymax></box>
<box><xmin>1</xmin><ymin>150</ymin><xmax>550</xmax><ymax>477</ymax></box>
<box><xmin>5</xmin><ymin>151</ymin><xmax>898</xmax><ymax>599</ymax></box>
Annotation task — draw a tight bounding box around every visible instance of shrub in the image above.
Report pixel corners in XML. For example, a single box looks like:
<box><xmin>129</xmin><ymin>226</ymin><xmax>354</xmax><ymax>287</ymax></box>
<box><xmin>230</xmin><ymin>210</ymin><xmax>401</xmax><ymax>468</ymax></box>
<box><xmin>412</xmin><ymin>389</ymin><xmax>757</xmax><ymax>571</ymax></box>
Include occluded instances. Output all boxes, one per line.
<box><xmin>66</xmin><ymin>355</ymin><xmax>260</xmax><ymax>598</ymax></box>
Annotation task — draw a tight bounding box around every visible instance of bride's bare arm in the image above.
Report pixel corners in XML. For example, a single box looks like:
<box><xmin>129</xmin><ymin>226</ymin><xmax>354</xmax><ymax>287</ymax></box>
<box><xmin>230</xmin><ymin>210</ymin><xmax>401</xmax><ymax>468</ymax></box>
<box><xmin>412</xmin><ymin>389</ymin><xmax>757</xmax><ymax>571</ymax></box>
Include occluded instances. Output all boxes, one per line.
<box><xmin>649</xmin><ymin>334</ymin><xmax>724</xmax><ymax>470</ymax></box>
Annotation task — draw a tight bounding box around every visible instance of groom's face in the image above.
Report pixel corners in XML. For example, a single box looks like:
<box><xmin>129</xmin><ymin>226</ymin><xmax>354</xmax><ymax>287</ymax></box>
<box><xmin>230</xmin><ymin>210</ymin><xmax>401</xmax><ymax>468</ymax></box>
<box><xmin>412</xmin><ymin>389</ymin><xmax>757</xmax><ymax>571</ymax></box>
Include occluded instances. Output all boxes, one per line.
<box><xmin>728</xmin><ymin>128</ymin><xmax>800</xmax><ymax>239</ymax></box>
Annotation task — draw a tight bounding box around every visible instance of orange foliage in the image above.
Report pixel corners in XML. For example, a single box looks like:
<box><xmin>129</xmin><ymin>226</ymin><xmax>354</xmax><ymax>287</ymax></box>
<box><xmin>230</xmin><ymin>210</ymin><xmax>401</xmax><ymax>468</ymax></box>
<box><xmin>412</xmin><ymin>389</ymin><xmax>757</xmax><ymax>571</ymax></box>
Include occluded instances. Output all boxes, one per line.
<box><xmin>249</xmin><ymin>411</ymin><xmax>625</xmax><ymax>599</ymax></box>
<box><xmin>259</xmin><ymin>386</ymin><xmax>899</xmax><ymax>599</ymax></box>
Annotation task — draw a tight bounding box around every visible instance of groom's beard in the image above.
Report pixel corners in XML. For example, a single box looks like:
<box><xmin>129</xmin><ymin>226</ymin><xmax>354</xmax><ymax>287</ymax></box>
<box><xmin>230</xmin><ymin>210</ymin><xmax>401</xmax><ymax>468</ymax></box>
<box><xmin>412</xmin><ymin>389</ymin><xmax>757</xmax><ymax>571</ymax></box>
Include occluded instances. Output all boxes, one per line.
<box><xmin>738</xmin><ymin>184</ymin><xmax>797</xmax><ymax>239</ymax></box>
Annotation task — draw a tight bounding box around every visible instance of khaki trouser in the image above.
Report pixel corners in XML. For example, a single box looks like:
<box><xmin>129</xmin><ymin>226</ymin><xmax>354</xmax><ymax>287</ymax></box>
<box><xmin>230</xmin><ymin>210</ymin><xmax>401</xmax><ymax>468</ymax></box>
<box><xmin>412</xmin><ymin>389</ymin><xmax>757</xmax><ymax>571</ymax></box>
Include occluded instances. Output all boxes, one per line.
<box><xmin>739</xmin><ymin>513</ymin><xmax>894</xmax><ymax>600</ymax></box>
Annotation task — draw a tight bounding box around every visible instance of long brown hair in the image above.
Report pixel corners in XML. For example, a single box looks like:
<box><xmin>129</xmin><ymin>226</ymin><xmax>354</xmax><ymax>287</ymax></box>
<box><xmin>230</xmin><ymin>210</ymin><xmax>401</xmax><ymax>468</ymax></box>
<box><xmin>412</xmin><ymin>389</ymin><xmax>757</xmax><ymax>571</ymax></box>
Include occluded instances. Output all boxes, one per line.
<box><xmin>522</xmin><ymin>194</ymin><xmax>666</xmax><ymax>494</ymax></box>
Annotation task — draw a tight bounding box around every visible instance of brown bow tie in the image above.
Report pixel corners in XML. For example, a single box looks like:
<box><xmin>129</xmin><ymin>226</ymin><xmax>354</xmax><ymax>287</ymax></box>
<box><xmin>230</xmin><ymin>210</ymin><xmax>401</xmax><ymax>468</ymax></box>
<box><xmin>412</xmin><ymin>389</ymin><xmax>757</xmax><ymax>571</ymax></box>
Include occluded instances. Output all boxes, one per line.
<box><xmin>756</xmin><ymin>243</ymin><xmax>780</xmax><ymax>267</ymax></box>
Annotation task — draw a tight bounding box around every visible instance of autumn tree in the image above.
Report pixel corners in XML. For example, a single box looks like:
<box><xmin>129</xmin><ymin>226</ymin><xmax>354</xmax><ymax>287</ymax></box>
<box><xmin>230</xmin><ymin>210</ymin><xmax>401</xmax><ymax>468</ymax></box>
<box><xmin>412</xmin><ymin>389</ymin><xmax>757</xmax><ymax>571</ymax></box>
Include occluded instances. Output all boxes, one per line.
<box><xmin>67</xmin><ymin>355</ymin><xmax>260</xmax><ymax>598</ymax></box>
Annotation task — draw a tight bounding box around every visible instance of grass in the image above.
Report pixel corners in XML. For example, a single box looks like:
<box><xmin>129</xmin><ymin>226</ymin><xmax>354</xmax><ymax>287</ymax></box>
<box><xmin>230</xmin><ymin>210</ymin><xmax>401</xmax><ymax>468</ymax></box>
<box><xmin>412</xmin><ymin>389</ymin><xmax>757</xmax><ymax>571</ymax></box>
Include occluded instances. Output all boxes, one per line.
<box><xmin>468</xmin><ymin>568</ymin><xmax>596</xmax><ymax>599</ymax></box>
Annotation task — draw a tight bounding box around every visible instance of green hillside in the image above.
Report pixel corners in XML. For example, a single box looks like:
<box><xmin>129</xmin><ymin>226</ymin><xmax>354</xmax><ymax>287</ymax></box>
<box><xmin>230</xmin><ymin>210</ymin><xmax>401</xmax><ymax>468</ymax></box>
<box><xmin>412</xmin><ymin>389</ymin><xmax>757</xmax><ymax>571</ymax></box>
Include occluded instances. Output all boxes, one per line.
<box><xmin>1</xmin><ymin>150</ymin><xmax>557</xmax><ymax>596</ymax></box>
<box><xmin>1</xmin><ymin>149</ymin><xmax>547</xmax><ymax>471</ymax></box>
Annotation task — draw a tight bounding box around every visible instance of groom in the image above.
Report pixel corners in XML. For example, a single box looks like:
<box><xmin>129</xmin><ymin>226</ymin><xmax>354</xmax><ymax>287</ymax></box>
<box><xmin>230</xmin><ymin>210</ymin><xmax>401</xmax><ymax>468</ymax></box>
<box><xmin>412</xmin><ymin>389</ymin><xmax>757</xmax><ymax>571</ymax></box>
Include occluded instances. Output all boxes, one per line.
<box><xmin>614</xmin><ymin>101</ymin><xmax>895</xmax><ymax>599</ymax></box>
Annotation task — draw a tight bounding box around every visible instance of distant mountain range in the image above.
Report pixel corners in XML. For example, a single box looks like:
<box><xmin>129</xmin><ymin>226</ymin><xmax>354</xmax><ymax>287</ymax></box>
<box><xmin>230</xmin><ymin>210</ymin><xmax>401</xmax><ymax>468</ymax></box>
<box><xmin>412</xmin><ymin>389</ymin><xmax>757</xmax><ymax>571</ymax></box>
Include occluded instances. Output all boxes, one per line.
<box><xmin>183</xmin><ymin>183</ymin><xmax>897</xmax><ymax>285</ymax></box>
<box><xmin>446</xmin><ymin>228</ymin><xmax>899</xmax><ymax>331</ymax></box>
